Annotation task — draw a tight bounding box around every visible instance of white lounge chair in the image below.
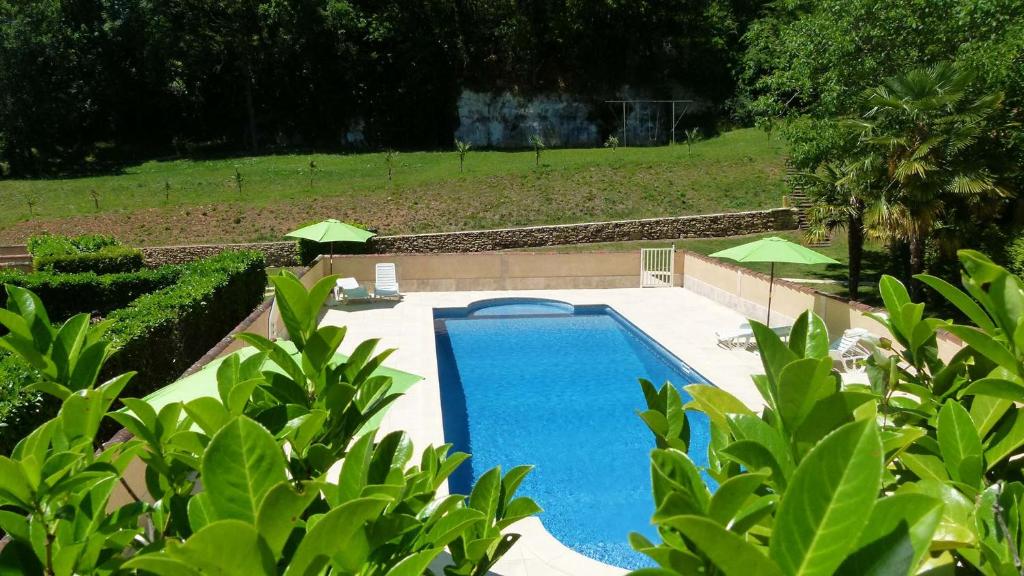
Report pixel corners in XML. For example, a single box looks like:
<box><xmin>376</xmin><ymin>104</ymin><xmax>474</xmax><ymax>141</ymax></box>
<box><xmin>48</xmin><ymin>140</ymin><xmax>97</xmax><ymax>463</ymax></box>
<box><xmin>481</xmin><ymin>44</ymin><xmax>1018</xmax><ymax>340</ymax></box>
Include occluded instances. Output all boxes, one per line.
<box><xmin>716</xmin><ymin>324</ymin><xmax>792</xmax><ymax>349</ymax></box>
<box><xmin>829</xmin><ymin>328</ymin><xmax>875</xmax><ymax>372</ymax></box>
<box><xmin>717</xmin><ymin>323</ymin><xmax>754</xmax><ymax>349</ymax></box>
<box><xmin>334</xmin><ymin>277</ymin><xmax>373</xmax><ymax>304</ymax></box>
<box><xmin>373</xmin><ymin>263</ymin><xmax>402</xmax><ymax>300</ymax></box>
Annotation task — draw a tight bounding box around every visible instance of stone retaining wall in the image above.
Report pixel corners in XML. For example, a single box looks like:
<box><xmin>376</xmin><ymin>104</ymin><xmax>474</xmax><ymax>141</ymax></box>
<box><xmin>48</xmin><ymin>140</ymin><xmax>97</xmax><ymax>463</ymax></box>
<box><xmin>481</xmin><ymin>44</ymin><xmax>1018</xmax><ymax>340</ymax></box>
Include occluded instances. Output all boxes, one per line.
<box><xmin>139</xmin><ymin>208</ymin><xmax>797</xmax><ymax>266</ymax></box>
<box><xmin>369</xmin><ymin>208</ymin><xmax>796</xmax><ymax>253</ymax></box>
<box><xmin>142</xmin><ymin>241</ymin><xmax>298</xmax><ymax>267</ymax></box>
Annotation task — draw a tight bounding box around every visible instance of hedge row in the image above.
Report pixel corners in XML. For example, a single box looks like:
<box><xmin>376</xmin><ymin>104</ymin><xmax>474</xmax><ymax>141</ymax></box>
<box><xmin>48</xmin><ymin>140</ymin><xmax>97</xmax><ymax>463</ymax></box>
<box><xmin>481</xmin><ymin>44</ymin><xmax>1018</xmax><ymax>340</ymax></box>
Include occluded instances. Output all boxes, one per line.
<box><xmin>34</xmin><ymin>246</ymin><xmax>145</xmax><ymax>274</ymax></box>
<box><xmin>102</xmin><ymin>250</ymin><xmax>267</xmax><ymax>399</ymax></box>
<box><xmin>0</xmin><ymin>266</ymin><xmax>182</xmax><ymax>322</ymax></box>
<box><xmin>0</xmin><ymin>250</ymin><xmax>267</xmax><ymax>453</ymax></box>
<box><xmin>26</xmin><ymin>233</ymin><xmax>120</xmax><ymax>258</ymax></box>
<box><xmin>0</xmin><ymin>352</ymin><xmax>48</xmax><ymax>455</ymax></box>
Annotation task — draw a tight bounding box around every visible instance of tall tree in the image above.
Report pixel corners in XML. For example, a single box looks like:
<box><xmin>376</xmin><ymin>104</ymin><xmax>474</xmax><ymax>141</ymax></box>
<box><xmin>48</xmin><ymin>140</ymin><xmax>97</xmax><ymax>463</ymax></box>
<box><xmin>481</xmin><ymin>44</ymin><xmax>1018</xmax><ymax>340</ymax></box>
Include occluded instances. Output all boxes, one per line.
<box><xmin>803</xmin><ymin>163</ymin><xmax>868</xmax><ymax>301</ymax></box>
<box><xmin>847</xmin><ymin>63</ymin><xmax>1008</xmax><ymax>296</ymax></box>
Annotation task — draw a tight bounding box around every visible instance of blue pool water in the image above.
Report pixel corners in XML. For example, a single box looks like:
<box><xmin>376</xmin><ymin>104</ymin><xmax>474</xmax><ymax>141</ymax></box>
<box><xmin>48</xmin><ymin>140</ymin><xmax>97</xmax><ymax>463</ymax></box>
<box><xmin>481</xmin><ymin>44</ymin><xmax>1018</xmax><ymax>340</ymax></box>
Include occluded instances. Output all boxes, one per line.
<box><xmin>434</xmin><ymin>299</ymin><xmax>711</xmax><ymax>569</ymax></box>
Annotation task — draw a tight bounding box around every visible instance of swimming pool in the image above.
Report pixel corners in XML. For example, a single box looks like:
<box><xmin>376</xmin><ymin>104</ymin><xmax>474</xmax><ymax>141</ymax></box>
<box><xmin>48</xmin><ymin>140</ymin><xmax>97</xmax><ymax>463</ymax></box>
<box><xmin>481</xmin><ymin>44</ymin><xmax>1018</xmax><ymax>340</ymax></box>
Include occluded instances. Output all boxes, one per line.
<box><xmin>434</xmin><ymin>298</ymin><xmax>712</xmax><ymax>569</ymax></box>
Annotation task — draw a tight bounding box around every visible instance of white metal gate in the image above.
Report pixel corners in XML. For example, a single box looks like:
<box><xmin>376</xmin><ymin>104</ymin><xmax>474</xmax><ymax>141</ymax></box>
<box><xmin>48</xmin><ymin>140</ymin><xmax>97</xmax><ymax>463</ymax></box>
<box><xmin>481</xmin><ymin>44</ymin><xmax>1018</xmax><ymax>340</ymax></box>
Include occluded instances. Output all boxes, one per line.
<box><xmin>640</xmin><ymin>246</ymin><xmax>675</xmax><ymax>287</ymax></box>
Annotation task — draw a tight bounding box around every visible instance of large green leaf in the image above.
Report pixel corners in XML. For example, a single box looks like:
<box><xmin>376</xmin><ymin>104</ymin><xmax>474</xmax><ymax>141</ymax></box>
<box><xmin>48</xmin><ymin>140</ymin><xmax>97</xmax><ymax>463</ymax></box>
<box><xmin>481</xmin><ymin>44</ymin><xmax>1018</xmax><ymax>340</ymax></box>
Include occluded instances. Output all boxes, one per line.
<box><xmin>776</xmin><ymin>358</ymin><xmax>837</xmax><ymax>434</ymax></box>
<box><xmin>787</xmin><ymin>311</ymin><xmax>830</xmax><ymax>359</ymax></box>
<box><xmin>268</xmin><ymin>273</ymin><xmax>315</xmax><ymax>350</ymax></box>
<box><xmin>751</xmin><ymin>321</ymin><xmax>799</xmax><ymax>406</ymax></box>
<box><xmin>256</xmin><ymin>481</ymin><xmax>321</xmax><ymax>558</ymax></box>
<box><xmin>984</xmin><ymin>409</ymin><xmax>1024</xmax><ymax>470</ymax></box>
<box><xmin>768</xmin><ymin>419</ymin><xmax>883</xmax><ymax>576</ymax></box>
<box><xmin>684</xmin><ymin>384</ymin><xmax>754</xmax><ymax>429</ymax></box>
<box><xmin>283</xmin><ymin>496</ymin><xmax>390</xmax><ymax>576</ymax></box>
<box><xmin>936</xmin><ymin>401</ymin><xmax>983</xmax><ymax>488</ymax></box>
<box><xmin>915</xmin><ymin>274</ymin><xmax>995</xmax><ymax>332</ymax></box>
<box><xmin>201</xmin><ymin>417</ymin><xmax>286</xmax><ymax>523</ymax></box>
<box><xmin>469</xmin><ymin>466</ymin><xmax>502</xmax><ymax>523</ymax></box>
<box><xmin>383</xmin><ymin>549</ymin><xmax>444</xmax><ymax>576</ymax></box>
<box><xmin>961</xmin><ymin>378</ymin><xmax>1024</xmax><ymax>403</ymax></box>
<box><xmin>896</xmin><ymin>480</ymin><xmax>975</xmax><ymax>548</ymax></box>
<box><xmin>945</xmin><ymin>325</ymin><xmax>1017</xmax><ymax>371</ymax></box>
<box><xmin>835</xmin><ymin>493</ymin><xmax>943</xmax><ymax>575</ymax></box>
<box><xmin>662</xmin><ymin>515</ymin><xmax>782</xmax><ymax>576</ymax></box>
<box><xmin>160</xmin><ymin>520</ymin><xmax>275</xmax><ymax>575</ymax></box>
<box><xmin>650</xmin><ymin>449</ymin><xmax>711</xmax><ymax>518</ymax></box>
<box><xmin>708</xmin><ymin>471</ymin><xmax>770</xmax><ymax>528</ymax></box>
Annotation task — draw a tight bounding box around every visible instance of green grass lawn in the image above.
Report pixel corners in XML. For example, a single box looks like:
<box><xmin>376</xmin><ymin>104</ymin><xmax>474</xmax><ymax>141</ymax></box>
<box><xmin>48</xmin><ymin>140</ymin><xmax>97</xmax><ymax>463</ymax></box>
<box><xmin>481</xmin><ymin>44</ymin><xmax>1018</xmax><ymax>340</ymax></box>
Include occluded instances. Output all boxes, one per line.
<box><xmin>524</xmin><ymin>230</ymin><xmax>890</xmax><ymax>304</ymax></box>
<box><xmin>0</xmin><ymin>128</ymin><xmax>787</xmax><ymax>246</ymax></box>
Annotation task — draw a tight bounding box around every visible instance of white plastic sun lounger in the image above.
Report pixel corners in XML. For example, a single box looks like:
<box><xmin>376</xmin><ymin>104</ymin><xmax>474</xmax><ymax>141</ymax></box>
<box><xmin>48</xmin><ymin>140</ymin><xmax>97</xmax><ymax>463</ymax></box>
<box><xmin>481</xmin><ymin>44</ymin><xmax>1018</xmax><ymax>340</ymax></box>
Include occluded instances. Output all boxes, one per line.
<box><xmin>373</xmin><ymin>263</ymin><xmax>402</xmax><ymax>300</ymax></box>
<box><xmin>829</xmin><ymin>328</ymin><xmax>876</xmax><ymax>372</ymax></box>
<box><xmin>333</xmin><ymin>277</ymin><xmax>373</xmax><ymax>304</ymax></box>
<box><xmin>716</xmin><ymin>324</ymin><xmax>792</xmax><ymax>349</ymax></box>
<box><xmin>717</xmin><ymin>324</ymin><xmax>755</xmax><ymax>348</ymax></box>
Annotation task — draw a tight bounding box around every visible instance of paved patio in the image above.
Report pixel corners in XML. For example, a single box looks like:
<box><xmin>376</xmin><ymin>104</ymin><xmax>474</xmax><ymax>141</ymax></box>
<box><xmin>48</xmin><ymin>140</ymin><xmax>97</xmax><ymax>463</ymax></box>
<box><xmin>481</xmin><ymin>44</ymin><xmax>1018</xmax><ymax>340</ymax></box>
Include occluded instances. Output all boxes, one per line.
<box><xmin>318</xmin><ymin>287</ymin><xmax>821</xmax><ymax>575</ymax></box>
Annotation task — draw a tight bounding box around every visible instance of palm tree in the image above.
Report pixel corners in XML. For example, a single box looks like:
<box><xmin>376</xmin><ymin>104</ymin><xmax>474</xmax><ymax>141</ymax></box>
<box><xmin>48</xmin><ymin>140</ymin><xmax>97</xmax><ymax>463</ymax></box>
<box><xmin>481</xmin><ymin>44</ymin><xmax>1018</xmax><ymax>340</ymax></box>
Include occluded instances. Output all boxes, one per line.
<box><xmin>804</xmin><ymin>163</ymin><xmax>868</xmax><ymax>300</ymax></box>
<box><xmin>845</xmin><ymin>62</ymin><xmax>1006</xmax><ymax>297</ymax></box>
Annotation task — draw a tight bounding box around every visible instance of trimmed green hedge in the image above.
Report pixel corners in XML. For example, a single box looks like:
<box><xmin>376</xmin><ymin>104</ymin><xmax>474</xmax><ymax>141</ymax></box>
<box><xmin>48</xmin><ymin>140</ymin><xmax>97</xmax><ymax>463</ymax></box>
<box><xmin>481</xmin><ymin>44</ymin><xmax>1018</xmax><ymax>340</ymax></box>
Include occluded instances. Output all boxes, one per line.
<box><xmin>27</xmin><ymin>233</ymin><xmax>142</xmax><ymax>274</ymax></box>
<box><xmin>0</xmin><ymin>250</ymin><xmax>266</xmax><ymax>453</ymax></box>
<box><xmin>34</xmin><ymin>246</ymin><xmax>145</xmax><ymax>274</ymax></box>
<box><xmin>27</xmin><ymin>233</ymin><xmax>120</xmax><ymax>258</ymax></box>
<box><xmin>0</xmin><ymin>266</ymin><xmax>182</xmax><ymax>322</ymax></box>
<box><xmin>0</xmin><ymin>352</ymin><xmax>48</xmax><ymax>455</ymax></box>
<box><xmin>102</xmin><ymin>250</ymin><xmax>266</xmax><ymax>399</ymax></box>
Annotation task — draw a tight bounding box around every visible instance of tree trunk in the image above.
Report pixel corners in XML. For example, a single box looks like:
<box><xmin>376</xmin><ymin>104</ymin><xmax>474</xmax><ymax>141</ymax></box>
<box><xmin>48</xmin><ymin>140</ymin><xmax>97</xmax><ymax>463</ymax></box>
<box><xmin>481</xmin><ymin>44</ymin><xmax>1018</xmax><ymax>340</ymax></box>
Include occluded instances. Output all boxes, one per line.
<box><xmin>847</xmin><ymin>205</ymin><xmax>864</xmax><ymax>301</ymax></box>
<box><xmin>909</xmin><ymin>231</ymin><xmax>926</xmax><ymax>300</ymax></box>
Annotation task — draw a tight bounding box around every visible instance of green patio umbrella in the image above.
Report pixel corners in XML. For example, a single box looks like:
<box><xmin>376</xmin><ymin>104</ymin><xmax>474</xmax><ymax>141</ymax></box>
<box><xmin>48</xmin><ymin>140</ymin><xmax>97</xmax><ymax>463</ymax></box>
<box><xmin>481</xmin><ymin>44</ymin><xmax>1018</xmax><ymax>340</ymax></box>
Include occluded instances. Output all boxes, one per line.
<box><xmin>285</xmin><ymin>219</ymin><xmax>376</xmax><ymax>274</ymax></box>
<box><xmin>709</xmin><ymin>236</ymin><xmax>839</xmax><ymax>325</ymax></box>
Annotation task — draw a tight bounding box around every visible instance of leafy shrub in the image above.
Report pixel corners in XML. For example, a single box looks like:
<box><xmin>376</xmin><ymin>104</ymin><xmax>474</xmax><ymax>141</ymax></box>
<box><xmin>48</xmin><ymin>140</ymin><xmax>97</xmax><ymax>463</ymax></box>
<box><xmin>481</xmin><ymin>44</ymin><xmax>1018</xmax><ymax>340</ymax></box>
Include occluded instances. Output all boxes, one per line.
<box><xmin>0</xmin><ymin>266</ymin><xmax>181</xmax><ymax>322</ymax></box>
<box><xmin>0</xmin><ymin>352</ymin><xmax>48</xmax><ymax>455</ymax></box>
<box><xmin>27</xmin><ymin>232</ymin><xmax>120</xmax><ymax>257</ymax></box>
<box><xmin>0</xmin><ymin>252</ymin><xmax>264</xmax><ymax>451</ymax></box>
<box><xmin>1005</xmin><ymin>230</ymin><xmax>1024</xmax><ymax>277</ymax></box>
<box><xmin>34</xmin><ymin>245</ymin><xmax>145</xmax><ymax>274</ymax></box>
<box><xmin>0</xmin><ymin>273</ymin><xmax>536</xmax><ymax>574</ymax></box>
<box><xmin>102</xmin><ymin>250</ymin><xmax>266</xmax><ymax>399</ymax></box>
<box><xmin>27</xmin><ymin>233</ymin><xmax>141</xmax><ymax>274</ymax></box>
<box><xmin>632</xmin><ymin>250</ymin><xmax>1024</xmax><ymax>575</ymax></box>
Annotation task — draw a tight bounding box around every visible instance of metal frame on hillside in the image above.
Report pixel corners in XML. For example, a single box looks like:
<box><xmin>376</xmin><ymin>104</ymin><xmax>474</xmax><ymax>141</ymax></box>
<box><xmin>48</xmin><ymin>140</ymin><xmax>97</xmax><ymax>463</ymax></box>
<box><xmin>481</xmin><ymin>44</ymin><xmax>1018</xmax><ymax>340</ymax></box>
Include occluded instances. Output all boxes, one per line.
<box><xmin>605</xmin><ymin>99</ymin><xmax>694</xmax><ymax>146</ymax></box>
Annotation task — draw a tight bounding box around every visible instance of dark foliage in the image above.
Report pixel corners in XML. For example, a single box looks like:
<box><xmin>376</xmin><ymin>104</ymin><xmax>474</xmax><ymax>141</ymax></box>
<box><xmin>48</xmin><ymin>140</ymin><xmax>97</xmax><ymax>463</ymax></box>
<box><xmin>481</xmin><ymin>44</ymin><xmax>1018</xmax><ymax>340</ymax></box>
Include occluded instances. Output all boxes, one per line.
<box><xmin>0</xmin><ymin>0</ymin><xmax>764</xmax><ymax>175</ymax></box>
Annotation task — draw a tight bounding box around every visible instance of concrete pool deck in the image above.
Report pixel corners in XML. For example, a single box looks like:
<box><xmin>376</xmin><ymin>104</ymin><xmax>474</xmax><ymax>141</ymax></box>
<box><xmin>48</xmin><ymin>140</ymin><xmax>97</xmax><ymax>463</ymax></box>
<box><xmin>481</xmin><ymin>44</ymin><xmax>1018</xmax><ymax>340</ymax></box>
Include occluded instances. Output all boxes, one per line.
<box><xmin>318</xmin><ymin>287</ymin><xmax>860</xmax><ymax>576</ymax></box>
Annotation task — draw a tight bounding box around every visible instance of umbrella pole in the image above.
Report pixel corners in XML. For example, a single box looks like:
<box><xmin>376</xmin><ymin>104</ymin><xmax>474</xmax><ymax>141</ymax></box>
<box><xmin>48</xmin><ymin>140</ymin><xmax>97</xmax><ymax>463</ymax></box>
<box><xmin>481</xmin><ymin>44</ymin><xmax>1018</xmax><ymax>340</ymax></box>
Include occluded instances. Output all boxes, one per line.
<box><xmin>329</xmin><ymin>241</ymin><xmax>334</xmax><ymax>274</ymax></box>
<box><xmin>767</xmin><ymin>262</ymin><xmax>774</xmax><ymax>326</ymax></box>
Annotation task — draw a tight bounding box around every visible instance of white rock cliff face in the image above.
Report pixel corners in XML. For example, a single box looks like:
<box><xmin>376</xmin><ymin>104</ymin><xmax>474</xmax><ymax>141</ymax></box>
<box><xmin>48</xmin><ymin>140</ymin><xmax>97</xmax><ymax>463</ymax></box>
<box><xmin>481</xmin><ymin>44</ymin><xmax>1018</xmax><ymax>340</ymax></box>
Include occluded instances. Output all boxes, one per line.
<box><xmin>454</xmin><ymin>90</ymin><xmax>600</xmax><ymax>148</ymax></box>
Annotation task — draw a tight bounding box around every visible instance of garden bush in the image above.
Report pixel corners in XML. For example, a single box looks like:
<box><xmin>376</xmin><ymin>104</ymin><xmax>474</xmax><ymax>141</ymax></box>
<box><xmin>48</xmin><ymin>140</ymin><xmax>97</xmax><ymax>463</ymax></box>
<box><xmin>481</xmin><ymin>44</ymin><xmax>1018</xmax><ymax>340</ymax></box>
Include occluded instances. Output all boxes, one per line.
<box><xmin>0</xmin><ymin>352</ymin><xmax>47</xmax><ymax>455</ymax></box>
<box><xmin>102</xmin><ymin>250</ymin><xmax>266</xmax><ymax>399</ymax></box>
<box><xmin>27</xmin><ymin>232</ymin><xmax>143</xmax><ymax>274</ymax></box>
<box><xmin>34</xmin><ymin>246</ymin><xmax>145</xmax><ymax>274</ymax></box>
<box><xmin>0</xmin><ymin>266</ymin><xmax>181</xmax><ymax>322</ymax></box>
<box><xmin>0</xmin><ymin>251</ymin><xmax>265</xmax><ymax>452</ymax></box>
<box><xmin>26</xmin><ymin>232</ymin><xmax>119</xmax><ymax>257</ymax></box>
<box><xmin>633</xmin><ymin>250</ymin><xmax>1024</xmax><ymax>575</ymax></box>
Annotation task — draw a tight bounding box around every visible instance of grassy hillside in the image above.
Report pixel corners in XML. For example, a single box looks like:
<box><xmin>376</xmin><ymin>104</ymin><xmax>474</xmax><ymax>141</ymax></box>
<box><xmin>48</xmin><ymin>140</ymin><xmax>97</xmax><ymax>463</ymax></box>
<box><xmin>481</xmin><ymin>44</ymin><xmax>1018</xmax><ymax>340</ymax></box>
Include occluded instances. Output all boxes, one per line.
<box><xmin>0</xmin><ymin>129</ymin><xmax>787</xmax><ymax>246</ymax></box>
